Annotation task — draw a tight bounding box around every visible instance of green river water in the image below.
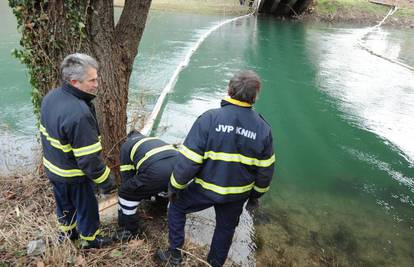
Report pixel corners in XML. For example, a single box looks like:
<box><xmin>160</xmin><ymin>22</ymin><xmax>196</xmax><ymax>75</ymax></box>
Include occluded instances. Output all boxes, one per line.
<box><xmin>1</xmin><ymin>2</ymin><xmax>414</xmax><ymax>266</ymax></box>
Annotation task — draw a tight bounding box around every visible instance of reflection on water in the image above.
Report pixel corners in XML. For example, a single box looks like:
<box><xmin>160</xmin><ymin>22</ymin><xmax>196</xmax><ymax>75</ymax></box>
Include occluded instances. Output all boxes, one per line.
<box><xmin>310</xmin><ymin>26</ymin><xmax>414</xmax><ymax>166</ymax></box>
<box><xmin>157</xmin><ymin>17</ymin><xmax>414</xmax><ymax>266</ymax></box>
<box><xmin>2</xmin><ymin>2</ymin><xmax>414</xmax><ymax>265</ymax></box>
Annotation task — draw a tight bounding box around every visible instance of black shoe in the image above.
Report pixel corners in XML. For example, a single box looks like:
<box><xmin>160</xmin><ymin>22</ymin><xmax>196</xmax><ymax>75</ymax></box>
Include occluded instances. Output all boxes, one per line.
<box><xmin>155</xmin><ymin>248</ymin><xmax>182</xmax><ymax>267</ymax></box>
<box><xmin>113</xmin><ymin>229</ymin><xmax>139</xmax><ymax>242</ymax></box>
<box><xmin>81</xmin><ymin>235</ymin><xmax>113</xmax><ymax>249</ymax></box>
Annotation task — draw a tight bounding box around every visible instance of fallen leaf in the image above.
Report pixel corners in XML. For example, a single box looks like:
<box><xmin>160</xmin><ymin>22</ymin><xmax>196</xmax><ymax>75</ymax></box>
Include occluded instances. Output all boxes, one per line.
<box><xmin>76</xmin><ymin>255</ymin><xmax>86</xmax><ymax>266</ymax></box>
<box><xmin>37</xmin><ymin>261</ymin><xmax>45</xmax><ymax>267</ymax></box>
<box><xmin>128</xmin><ymin>239</ymin><xmax>144</xmax><ymax>249</ymax></box>
<box><xmin>110</xmin><ymin>249</ymin><xmax>122</xmax><ymax>258</ymax></box>
<box><xmin>3</xmin><ymin>191</ymin><xmax>16</xmax><ymax>200</ymax></box>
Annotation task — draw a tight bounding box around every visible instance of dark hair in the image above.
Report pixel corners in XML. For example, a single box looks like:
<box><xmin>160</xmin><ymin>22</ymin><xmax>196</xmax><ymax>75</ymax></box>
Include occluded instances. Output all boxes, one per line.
<box><xmin>127</xmin><ymin>129</ymin><xmax>142</xmax><ymax>138</ymax></box>
<box><xmin>228</xmin><ymin>70</ymin><xmax>261</xmax><ymax>104</ymax></box>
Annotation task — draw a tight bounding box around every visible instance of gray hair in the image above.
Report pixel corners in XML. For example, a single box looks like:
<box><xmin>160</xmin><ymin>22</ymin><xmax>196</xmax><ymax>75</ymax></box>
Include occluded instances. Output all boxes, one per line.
<box><xmin>60</xmin><ymin>53</ymin><xmax>98</xmax><ymax>83</ymax></box>
<box><xmin>228</xmin><ymin>70</ymin><xmax>261</xmax><ymax>104</ymax></box>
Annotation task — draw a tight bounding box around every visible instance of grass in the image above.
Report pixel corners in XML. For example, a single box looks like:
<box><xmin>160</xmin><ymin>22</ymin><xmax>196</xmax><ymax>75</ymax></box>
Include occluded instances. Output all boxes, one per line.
<box><xmin>313</xmin><ymin>0</ymin><xmax>414</xmax><ymax>22</ymax></box>
<box><xmin>115</xmin><ymin>0</ymin><xmax>251</xmax><ymax>16</ymax></box>
<box><xmin>0</xmin><ymin>171</ymin><xmax>212</xmax><ymax>266</ymax></box>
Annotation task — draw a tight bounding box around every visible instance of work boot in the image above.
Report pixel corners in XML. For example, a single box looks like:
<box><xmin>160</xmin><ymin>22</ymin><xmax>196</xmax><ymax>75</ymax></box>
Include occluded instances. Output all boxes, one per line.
<box><xmin>81</xmin><ymin>235</ymin><xmax>113</xmax><ymax>249</ymax></box>
<box><xmin>155</xmin><ymin>248</ymin><xmax>182</xmax><ymax>267</ymax></box>
<box><xmin>118</xmin><ymin>210</ymin><xmax>142</xmax><ymax>235</ymax></box>
<box><xmin>112</xmin><ymin>228</ymin><xmax>139</xmax><ymax>242</ymax></box>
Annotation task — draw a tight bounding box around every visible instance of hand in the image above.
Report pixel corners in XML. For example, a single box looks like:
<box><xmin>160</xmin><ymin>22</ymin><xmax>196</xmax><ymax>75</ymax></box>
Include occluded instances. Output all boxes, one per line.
<box><xmin>98</xmin><ymin>174</ymin><xmax>117</xmax><ymax>195</ymax></box>
<box><xmin>245</xmin><ymin>198</ymin><xmax>259</xmax><ymax>212</ymax></box>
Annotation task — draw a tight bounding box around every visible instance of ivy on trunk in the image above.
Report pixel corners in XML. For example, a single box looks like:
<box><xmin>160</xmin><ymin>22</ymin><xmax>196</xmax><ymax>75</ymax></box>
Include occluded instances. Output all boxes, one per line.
<box><xmin>9</xmin><ymin>0</ymin><xmax>152</xmax><ymax>179</ymax></box>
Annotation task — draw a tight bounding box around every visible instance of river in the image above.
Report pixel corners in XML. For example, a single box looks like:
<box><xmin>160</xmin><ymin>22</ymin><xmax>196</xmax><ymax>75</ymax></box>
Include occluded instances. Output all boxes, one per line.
<box><xmin>1</xmin><ymin>2</ymin><xmax>413</xmax><ymax>266</ymax></box>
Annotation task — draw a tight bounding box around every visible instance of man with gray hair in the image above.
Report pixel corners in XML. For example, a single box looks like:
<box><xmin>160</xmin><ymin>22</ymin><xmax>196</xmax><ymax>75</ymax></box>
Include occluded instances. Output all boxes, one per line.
<box><xmin>40</xmin><ymin>53</ymin><xmax>115</xmax><ymax>248</ymax></box>
<box><xmin>156</xmin><ymin>70</ymin><xmax>275</xmax><ymax>266</ymax></box>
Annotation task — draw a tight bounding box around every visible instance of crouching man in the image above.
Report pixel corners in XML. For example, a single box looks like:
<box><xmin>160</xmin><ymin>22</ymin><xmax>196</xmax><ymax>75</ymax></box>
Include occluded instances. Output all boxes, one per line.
<box><xmin>117</xmin><ymin>130</ymin><xmax>177</xmax><ymax>238</ymax></box>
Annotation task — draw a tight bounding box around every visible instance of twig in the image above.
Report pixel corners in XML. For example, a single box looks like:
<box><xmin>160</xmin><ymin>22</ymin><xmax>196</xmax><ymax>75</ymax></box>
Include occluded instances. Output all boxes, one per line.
<box><xmin>178</xmin><ymin>248</ymin><xmax>212</xmax><ymax>266</ymax></box>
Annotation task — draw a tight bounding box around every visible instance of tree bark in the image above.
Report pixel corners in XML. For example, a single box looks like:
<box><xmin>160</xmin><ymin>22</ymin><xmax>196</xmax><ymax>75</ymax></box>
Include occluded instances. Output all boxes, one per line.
<box><xmin>10</xmin><ymin>0</ymin><xmax>152</xmax><ymax>180</ymax></box>
<box><xmin>87</xmin><ymin>0</ymin><xmax>152</xmax><ymax>179</ymax></box>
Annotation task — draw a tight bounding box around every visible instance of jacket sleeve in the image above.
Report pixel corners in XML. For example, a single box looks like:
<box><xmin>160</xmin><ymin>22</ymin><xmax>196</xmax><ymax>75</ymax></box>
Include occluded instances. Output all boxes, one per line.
<box><xmin>170</xmin><ymin>113</ymin><xmax>210</xmax><ymax>191</ymax></box>
<box><xmin>66</xmin><ymin>113</ymin><xmax>110</xmax><ymax>185</ymax></box>
<box><xmin>250</xmin><ymin>130</ymin><xmax>275</xmax><ymax>198</ymax></box>
<box><xmin>119</xmin><ymin>142</ymin><xmax>135</xmax><ymax>183</ymax></box>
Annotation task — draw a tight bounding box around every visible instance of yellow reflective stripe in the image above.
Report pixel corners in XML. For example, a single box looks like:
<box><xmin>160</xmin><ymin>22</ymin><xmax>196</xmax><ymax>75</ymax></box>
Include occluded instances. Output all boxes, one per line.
<box><xmin>59</xmin><ymin>222</ymin><xmax>77</xmax><ymax>232</ymax></box>
<box><xmin>39</xmin><ymin>124</ymin><xmax>72</xmax><ymax>152</ymax></box>
<box><xmin>170</xmin><ymin>173</ymin><xmax>187</xmax><ymax>190</ymax></box>
<box><xmin>224</xmin><ymin>97</ymin><xmax>252</xmax><ymax>107</ymax></box>
<box><xmin>254</xmin><ymin>185</ymin><xmax>270</xmax><ymax>193</ymax></box>
<box><xmin>93</xmin><ymin>166</ymin><xmax>110</xmax><ymax>184</ymax></box>
<box><xmin>194</xmin><ymin>178</ymin><xmax>254</xmax><ymax>195</ymax></box>
<box><xmin>136</xmin><ymin>145</ymin><xmax>176</xmax><ymax>170</ymax></box>
<box><xmin>130</xmin><ymin>137</ymin><xmax>158</xmax><ymax>161</ymax></box>
<box><xmin>180</xmin><ymin>145</ymin><xmax>203</xmax><ymax>164</ymax></box>
<box><xmin>120</xmin><ymin>164</ymin><xmax>135</xmax><ymax>172</ymax></box>
<box><xmin>73</xmin><ymin>141</ymin><xmax>102</xmax><ymax>157</ymax></box>
<box><xmin>80</xmin><ymin>229</ymin><xmax>101</xmax><ymax>241</ymax></box>
<box><xmin>43</xmin><ymin>157</ymin><xmax>85</xmax><ymax>177</ymax></box>
<box><xmin>204</xmin><ymin>151</ymin><xmax>275</xmax><ymax>167</ymax></box>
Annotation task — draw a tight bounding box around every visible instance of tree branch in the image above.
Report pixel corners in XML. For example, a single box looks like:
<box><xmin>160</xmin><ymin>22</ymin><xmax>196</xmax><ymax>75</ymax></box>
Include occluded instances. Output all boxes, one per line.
<box><xmin>114</xmin><ymin>0</ymin><xmax>152</xmax><ymax>66</ymax></box>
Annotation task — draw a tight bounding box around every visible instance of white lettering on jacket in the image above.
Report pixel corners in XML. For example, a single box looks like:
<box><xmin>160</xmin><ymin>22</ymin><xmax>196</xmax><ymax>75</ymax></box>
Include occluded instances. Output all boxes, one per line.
<box><xmin>215</xmin><ymin>124</ymin><xmax>256</xmax><ymax>140</ymax></box>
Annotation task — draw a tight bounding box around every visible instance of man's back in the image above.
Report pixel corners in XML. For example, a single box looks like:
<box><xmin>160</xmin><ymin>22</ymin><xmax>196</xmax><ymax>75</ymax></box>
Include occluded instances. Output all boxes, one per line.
<box><xmin>173</xmin><ymin>98</ymin><xmax>275</xmax><ymax>203</ymax></box>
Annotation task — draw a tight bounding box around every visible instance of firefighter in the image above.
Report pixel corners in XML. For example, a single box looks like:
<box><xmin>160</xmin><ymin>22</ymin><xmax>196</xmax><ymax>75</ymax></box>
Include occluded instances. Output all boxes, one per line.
<box><xmin>40</xmin><ymin>53</ymin><xmax>116</xmax><ymax>249</ymax></box>
<box><xmin>117</xmin><ymin>130</ymin><xmax>177</xmax><ymax>239</ymax></box>
<box><xmin>156</xmin><ymin>70</ymin><xmax>275</xmax><ymax>267</ymax></box>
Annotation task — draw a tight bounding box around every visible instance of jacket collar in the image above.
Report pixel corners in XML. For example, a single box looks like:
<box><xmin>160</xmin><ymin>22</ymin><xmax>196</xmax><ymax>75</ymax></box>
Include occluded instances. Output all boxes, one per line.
<box><xmin>62</xmin><ymin>82</ymin><xmax>96</xmax><ymax>102</ymax></box>
<box><xmin>222</xmin><ymin>97</ymin><xmax>252</xmax><ymax>108</ymax></box>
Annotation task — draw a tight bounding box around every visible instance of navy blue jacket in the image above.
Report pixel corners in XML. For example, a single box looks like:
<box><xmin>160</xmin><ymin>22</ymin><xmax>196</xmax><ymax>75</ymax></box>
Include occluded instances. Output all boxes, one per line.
<box><xmin>119</xmin><ymin>132</ymin><xmax>177</xmax><ymax>181</ymax></box>
<box><xmin>170</xmin><ymin>98</ymin><xmax>275</xmax><ymax>203</ymax></box>
<box><xmin>40</xmin><ymin>82</ymin><xmax>110</xmax><ymax>185</ymax></box>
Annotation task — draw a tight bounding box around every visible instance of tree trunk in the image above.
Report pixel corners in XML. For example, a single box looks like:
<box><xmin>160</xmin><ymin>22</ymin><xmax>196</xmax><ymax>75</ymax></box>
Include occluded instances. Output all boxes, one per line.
<box><xmin>9</xmin><ymin>0</ymin><xmax>152</xmax><ymax>180</ymax></box>
<box><xmin>86</xmin><ymin>0</ymin><xmax>152</xmax><ymax>179</ymax></box>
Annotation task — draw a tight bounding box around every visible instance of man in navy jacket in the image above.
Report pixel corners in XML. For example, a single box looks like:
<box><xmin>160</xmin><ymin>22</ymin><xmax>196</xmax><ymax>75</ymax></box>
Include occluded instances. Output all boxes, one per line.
<box><xmin>117</xmin><ymin>130</ymin><xmax>177</xmax><ymax>238</ymax></box>
<box><xmin>156</xmin><ymin>70</ymin><xmax>275</xmax><ymax>267</ymax></box>
<box><xmin>40</xmin><ymin>53</ymin><xmax>115</xmax><ymax>248</ymax></box>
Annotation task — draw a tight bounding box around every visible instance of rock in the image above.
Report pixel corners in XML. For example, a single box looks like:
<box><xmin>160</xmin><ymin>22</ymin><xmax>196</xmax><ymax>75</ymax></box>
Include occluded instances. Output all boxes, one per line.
<box><xmin>27</xmin><ymin>239</ymin><xmax>46</xmax><ymax>255</ymax></box>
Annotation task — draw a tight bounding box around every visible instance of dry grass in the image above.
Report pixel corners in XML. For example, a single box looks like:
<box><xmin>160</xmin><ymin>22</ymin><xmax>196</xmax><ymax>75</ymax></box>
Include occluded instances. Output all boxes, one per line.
<box><xmin>0</xmin><ymin>172</ymin><xmax>212</xmax><ymax>266</ymax></box>
<box><xmin>115</xmin><ymin>0</ymin><xmax>251</xmax><ymax>16</ymax></box>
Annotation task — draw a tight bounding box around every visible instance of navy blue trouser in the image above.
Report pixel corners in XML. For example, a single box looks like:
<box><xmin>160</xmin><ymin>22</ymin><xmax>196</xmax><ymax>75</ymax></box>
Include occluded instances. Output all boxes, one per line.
<box><xmin>51</xmin><ymin>180</ymin><xmax>100</xmax><ymax>240</ymax></box>
<box><xmin>168</xmin><ymin>188</ymin><xmax>245</xmax><ymax>267</ymax></box>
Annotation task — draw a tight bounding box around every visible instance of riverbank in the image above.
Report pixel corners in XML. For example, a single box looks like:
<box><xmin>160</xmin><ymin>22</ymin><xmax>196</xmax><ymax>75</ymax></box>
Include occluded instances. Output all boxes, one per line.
<box><xmin>115</xmin><ymin>0</ymin><xmax>414</xmax><ymax>28</ymax></box>
<box><xmin>0</xmin><ymin>172</ymin><xmax>210</xmax><ymax>266</ymax></box>
<box><xmin>302</xmin><ymin>0</ymin><xmax>414</xmax><ymax>28</ymax></box>
<box><xmin>115</xmin><ymin>0</ymin><xmax>251</xmax><ymax>16</ymax></box>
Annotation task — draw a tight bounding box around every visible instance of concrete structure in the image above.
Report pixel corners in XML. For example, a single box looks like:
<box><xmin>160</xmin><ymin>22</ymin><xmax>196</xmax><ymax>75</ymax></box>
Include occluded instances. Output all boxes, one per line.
<box><xmin>257</xmin><ymin>0</ymin><xmax>313</xmax><ymax>16</ymax></box>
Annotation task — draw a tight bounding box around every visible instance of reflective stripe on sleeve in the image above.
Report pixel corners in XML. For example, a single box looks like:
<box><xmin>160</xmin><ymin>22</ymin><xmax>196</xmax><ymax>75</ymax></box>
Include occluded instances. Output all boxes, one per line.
<box><xmin>39</xmin><ymin>124</ymin><xmax>72</xmax><ymax>153</ymax></box>
<box><xmin>170</xmin><ymin>173</ymin><xmax>187</xmax><ymax>190</ymax></box>
<box><xmin>59</xmin><ymin>222</ymin><xmax>77</xmax><ymax>232</ymax></box>
<box><xmin>136</xmin><ymin>145</ymin><xmax>176</xmax><ymax>170</ymax></box>
<box><xmin>93</xmin><ymin>166</ymin><xmax>110</xmax><ymax>184</ymax></box>
<box><xmin>204</xmin><ymin>151</ymin><xmax>275</xmax><ymax>167</ymax></box>
<box><xmin>194</xmin><ymin>178</ymin><xmax>254</xmax><ymax>195</ymax></box>
<box><xmin>120</xmin><ymin>164</ymin><xmax>135</xmax><ymax>172</ymax></box>
<box><xmin>80</xmin><ymin>229</ymin><xmax>101</xmax><ymax>241</ymax></box>
<box><xmin>130</xmin><ymin>137</ymin><xmax>158</xmax><ymax>161</ymax></box>
<box><xmin>73</xmin><ymin>141</ymin><xmax>102</xmax><ymax>157</ymax></box>
<box><xmin>43</xmin><ymin>157</ymin><xmax>85</xmax><ymax>177</ymax></box>
<box><xmin>253</xmin><ymin>185</ymin><xmax>270</xmax><ymax>193</ymax></box>
<box><xmin>179</xmin><ymin>145</ymin><xmax>203</xmax><ymax>164</ymax></box>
